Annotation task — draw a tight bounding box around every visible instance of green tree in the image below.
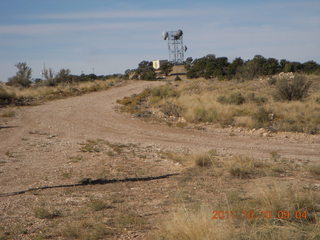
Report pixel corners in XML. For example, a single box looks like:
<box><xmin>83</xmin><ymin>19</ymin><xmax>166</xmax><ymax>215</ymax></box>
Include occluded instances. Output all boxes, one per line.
<box><xmin>55</xmin><ymin>69</ymin><xmax>72</xmax><ymax>84</ymax></box>
<box><xmin>302</xmin><ymin>61</ymin><xmax>319</xmax><ymax>74</ymax></box>
<box><xmin>7</xmin><ymin>62</ymin><xmax>32</xmax><ymax>87</ymax></box>
<box><xmin>134</xmin><ymin>61</ymin><xmax>156</xmax><ymax>80</ymax></box>
<box><xmin>160</xmin><ymin>62</ymin><xmax>174</xmax><ymax>76</ymax></box>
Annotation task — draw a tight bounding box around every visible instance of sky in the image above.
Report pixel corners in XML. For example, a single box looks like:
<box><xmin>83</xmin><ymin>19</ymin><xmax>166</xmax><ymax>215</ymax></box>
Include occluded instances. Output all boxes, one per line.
<box><xmin>0</xmin><ymin>0</ymin><xmax>319</xmax><ymax>81</ymax></box>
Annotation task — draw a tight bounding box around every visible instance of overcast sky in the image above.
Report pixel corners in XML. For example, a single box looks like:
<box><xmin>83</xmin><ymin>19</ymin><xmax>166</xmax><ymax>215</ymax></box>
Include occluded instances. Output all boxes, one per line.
<box><xmin>0</xmin><ymin>0</ymin><xmax>319</xmax><ymax>81</ymax></box>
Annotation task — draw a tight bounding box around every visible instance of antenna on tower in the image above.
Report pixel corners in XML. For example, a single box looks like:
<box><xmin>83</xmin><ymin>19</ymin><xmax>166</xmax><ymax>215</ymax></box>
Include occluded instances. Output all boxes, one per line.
<box><xmin>162</xmin><ymin>29</ymin><xmax>187</xmax><ymax>64</ymax></box>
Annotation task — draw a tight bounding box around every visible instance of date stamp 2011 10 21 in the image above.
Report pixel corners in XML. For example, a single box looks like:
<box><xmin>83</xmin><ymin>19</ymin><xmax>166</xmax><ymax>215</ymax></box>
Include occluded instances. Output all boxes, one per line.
<box><xmin>212</xmin><ymin>210</ymin><xmax>308</xmax><ymax>220</ymax></box>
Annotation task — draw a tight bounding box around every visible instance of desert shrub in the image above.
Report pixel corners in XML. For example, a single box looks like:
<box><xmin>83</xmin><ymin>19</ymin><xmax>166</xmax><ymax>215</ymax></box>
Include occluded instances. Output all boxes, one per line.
<box><xmin>0</xmin><ymin>88</ymin><xmax>16</xmax><ymax>106</ymax></box>
<box><xmin>247</xmin><ymin>93</ymin><xmax>267</xmax><ymax>105</ymax></box>
<box><xmin>88</xmin><ymin>199</ymin><xmax>112</xmax><ymax>211</ymax></box>
<box><xmin>217</xmin><ymin>92</ymin><xmax>245</xmax><ymax>105</ymax></box>
<box><xmin>193</xmin><ymin>107</ymin><xmax>218</xmax><ymax>123</ymax></box>
<box><xmin>310</xmin><ymin>165</ymin><xmax>320</xmax><ymax>177</ymax></box>
<box><xmin>151</xmin><ymin>85</ymin><xmax>179</xmax><ymax>99</ymax></box>
<box><xmin>160</xmin><ymin>102</ymin><xmax>182</xmax><ymax>117</ymax></box>
<box><xmin>175</xmin><ymin>75</ymin><xmax>182</xmax><ymax>81</ymax></box>
<box><xmin>275</xmin><ymin>75</ymin><xmax>312</xmax><ymax>101</ymax></box>
<box><xmin>253</xmin><ymin>107</ymin><xmax>271</xmax><ymax>128</ymax></box>
<box><xmin>228</xmin><ymin>156</ymin><xmax>262</xmax><ymax>178</ymax></box>
<box><xmin>34</xmin><ymin>207</ymin><xmax>62</xmax><ymax>219</ymax></box>
<box><xmin>268</xmin><ymin>77</ymin><xmax>277</xmax><ymax>85</ymax></box>
<box><xmin>194</xmin><ymin>153</ymin><xmax>213</xmax><ymax>167</ymax></box>
<box><xmin>62</xmin><ymin>221</ymin><xmax>111</xmax><ymax>240</ymax></box>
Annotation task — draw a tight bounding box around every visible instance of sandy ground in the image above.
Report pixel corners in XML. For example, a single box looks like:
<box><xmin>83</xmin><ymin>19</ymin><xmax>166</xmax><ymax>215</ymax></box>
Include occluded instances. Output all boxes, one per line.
<box><xmin>0</xmin><ymin>80</ymin><xmax>319</xmax><ymax>239</ymax></box>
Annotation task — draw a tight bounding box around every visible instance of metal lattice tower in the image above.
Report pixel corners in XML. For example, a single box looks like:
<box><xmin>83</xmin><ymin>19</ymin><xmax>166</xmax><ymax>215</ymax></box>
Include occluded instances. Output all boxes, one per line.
<box><xmin>163</xmin><ymin>30</ymin><xmax>187</xmax><ymax>64</ymax></box>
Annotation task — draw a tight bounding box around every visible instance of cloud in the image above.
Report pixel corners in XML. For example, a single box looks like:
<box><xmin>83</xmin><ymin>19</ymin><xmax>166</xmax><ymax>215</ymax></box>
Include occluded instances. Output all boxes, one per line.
<box><xmin>29</xmin><ymin>9</ymin><xmax>211</xmax><ymax>20</ymax></box>
<box><xmin>0</xmin><ymin>21</ymin><xmax>162</xmax><ymax>35</ymax></box>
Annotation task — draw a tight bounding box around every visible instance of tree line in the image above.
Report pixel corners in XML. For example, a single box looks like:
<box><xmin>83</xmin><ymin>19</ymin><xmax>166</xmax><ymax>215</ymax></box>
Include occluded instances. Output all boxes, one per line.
<box><xmin>185</xmin><ymin>54</ymin><xmax>320</xmax><ymax>79</ymax></box>
<box><xmin>5</xmin><ymin>63</ymin><xmax>122</xmax><ymax>88</ymax></box>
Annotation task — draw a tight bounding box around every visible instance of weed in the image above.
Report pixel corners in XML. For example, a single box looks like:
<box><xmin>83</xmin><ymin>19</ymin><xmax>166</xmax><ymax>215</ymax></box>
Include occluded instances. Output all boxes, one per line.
<box><xmin>151</xmin><ymin>85</ymin><xmax>179</xmax><ymax>99</ymax></box>
<box><xmin>270</xmin><ymin>151</ymin><xmax>281</xmax><ymax>161</ymax></box>
<box><xmin>218</xmin><ymin>92</ymin><xmax>246</xmax><ymax>105</ymax></box>
<box><xmin>253</xmin><ymin>107</ymin><xmax>271</xmax><ymax>128</ymax></box>
<box><xmin>175</xmin><ymin>75</ymin><xmax>182</xmax><ymax>81</ymax></box>
<box><xmin>34</xmin><ymin>207</ymin><xmax>62</xmax><ymax>219</ymax></box>
<box><xmin>309</xmin><ymin>165</ymin><xmax>320</xmax><ymax>177</ymax></box>
<box><xmin>61</xmin><ymin>170</ymin><xmax>73</xmax><ymax>179</ymax></box>
<box><xmin>61</xmin><ymin>221</ymin><xmax>112</xmax><ymax>240</ymax></box>
<box><xmin>5</xmin><ymin>151</ymin><xmax>14</xmax><ymax>158</ymax></box>
<box><xmin>228</xmin><ymin>156</ymin><xmax>262</xmax><ymax>179</ymax></box>
<box><xmin>247</xmin><ymin>92</ymin><xmax>268</xmax><ymax>105</ymax></box>
<box><xmin>268</xmin><ymin>77</ymin><xmax>277</xmax><ymax>85</ymax></box>
<box><xmin>115</xmin><ymin>212</ymin><xmax>145</xmax><ymax>229</ymax></box>
<box><xmin>160</xmin><ymin>102</ymin><xmax>182</xmax><ymax>117</ymax></box>
<box><xmin>80</xmin><ymin>139</ymin><xmax>104</xmax><ymax>153</ymax></box>
<box><xmin>88</xmin><ymin>199</ymin><xmax>112</xmax><ymax>211</ymax></box>
<box><xmin>68</xmin><ymin>155</ymin><xmax>83</xmax><ymax>163</ymax></box>
<box><xmin>1</xmin><ymin>110</ymin><xmax>16</xmax><ymax>117</ymax></box>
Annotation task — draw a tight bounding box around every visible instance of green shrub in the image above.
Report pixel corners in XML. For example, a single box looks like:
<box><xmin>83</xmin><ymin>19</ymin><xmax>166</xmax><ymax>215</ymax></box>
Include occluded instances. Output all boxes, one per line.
<box><xmin>275</xmin><ymin>75</ymin><xmax>312</xmax><ymax>101</ymax></box>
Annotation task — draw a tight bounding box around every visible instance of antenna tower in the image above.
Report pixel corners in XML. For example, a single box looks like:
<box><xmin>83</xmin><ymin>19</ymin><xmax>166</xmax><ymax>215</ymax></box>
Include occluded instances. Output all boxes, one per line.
<box><xmin>162</xmin><ymin>29</ymin><xmax>187</xmax><ymax>64</ymax></box>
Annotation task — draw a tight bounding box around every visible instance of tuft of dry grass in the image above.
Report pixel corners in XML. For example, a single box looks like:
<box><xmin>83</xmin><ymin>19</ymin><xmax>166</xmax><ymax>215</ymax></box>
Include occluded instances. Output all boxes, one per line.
<box><xmin>309</xmin><ymin>165</ymin><xmax>320</xmax><ymax>178</ymax></box>
<box><xmin>163</xmin><ymin>149</ymin><xmax>218</xmax><ymax>168</ymax></box>
<box><xmin>148</xmin><ymin>207</ymin><xmax>237</xmax><ymax>240</ymax></box>
<box><xmin>88</xmin><ymin>199</ymin><xmax>112</xmax><ymax>211</ymax></box>
<box><xmin>227</xmin><ymin>156</ymin><xmax>263</xmax><ymax>179</ymax></box>
<box><xmin>0</xmin><ymin>110</ymin><xmax>16</xmax><ymax>117</ymax></box>
<box><xmin>61</xmin><ymin>220</ymin><xmax>113</xmax><ymax>240</ymax></box>
<box><xmin>34</xmin><ymin>207</ymin><xmax>62</xmax><ymax>219</ymax></box>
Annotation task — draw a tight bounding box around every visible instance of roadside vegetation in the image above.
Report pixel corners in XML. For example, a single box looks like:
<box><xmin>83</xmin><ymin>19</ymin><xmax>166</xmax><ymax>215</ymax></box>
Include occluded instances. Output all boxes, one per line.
<box><xmin>0</xmin><ymin>62</ymin><xmax>124</xmax><ymax>107</ymax></box>
<box><xmin>118</xmin><ymin>73</ymin><xmax>320</xmax><ymax>134</ymax></box>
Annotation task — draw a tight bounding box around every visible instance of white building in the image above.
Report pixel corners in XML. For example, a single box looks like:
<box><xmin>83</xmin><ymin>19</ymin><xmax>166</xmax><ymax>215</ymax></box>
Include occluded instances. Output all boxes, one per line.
<box><xmin>152</xmin><ymin>60</ymin><xmax>168</xmax><ymax>70</ymax></box>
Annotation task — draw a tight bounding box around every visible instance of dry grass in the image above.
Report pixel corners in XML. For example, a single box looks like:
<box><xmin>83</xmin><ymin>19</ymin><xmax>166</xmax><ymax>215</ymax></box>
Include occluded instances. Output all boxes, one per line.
<box><xmin>227</xmin><ymin>155</ymin><xmax>264</xmax><ymax>179</ymax></box>
<box><xmin>150</xmin><ymin>184</ymin><xmax>320</xmax><ymax>240</ymax></box>
<box><xmin>309</xmin><ymin>165</ymin><xmax>320</xmax><ymax>178</ymax></box>
<box><xmin>88</xmin><ymin>199</ymin><xmax>112</xmax><ymax>211</ymax></box>
<box><xmin>34</xmin><ymin>207</ymin><xmax>62</xmax><ymax>219</ymax></box>
<box><xmin>162</xmin><ymin>149</ymin><xmax>218</xmax><ymax>168</ymax></box>
<box><xmin>61</xmin><ymin>220</ymin><xmax>113</xmax><ymax>240</ymax></box>
<box><xmin>0</xmin><ymin>110</ymin><xmax>15</xmax><ymax>117</ymax></box>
